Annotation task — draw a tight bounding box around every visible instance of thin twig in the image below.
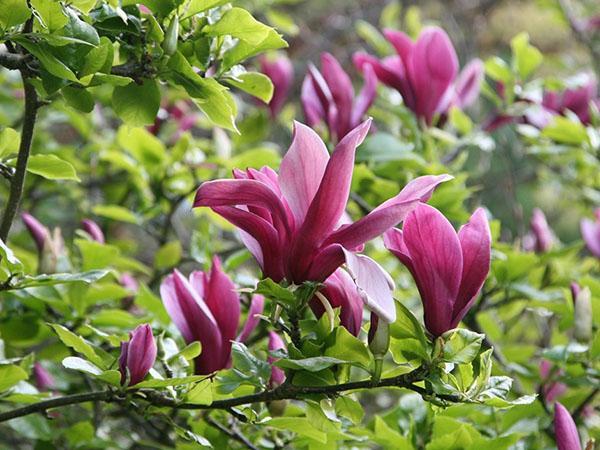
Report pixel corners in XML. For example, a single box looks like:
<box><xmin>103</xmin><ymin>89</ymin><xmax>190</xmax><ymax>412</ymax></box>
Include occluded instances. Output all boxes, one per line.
<box><xmin>204</xmin><ymin>413</ymin><xmax>259</xmax><ymax>450</ymax></box>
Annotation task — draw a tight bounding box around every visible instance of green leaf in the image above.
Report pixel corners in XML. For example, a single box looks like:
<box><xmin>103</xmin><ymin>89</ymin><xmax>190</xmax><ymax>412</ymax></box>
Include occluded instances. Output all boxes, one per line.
<box><xmin>484</xmin><ymin>57</ymin><xmax>513</xmax><ymax>84</ymax></box>
<box><xmin>153</xmin><ymin>240</ymin><xmax>182</xmax><ymax>270</ymax></box>
<box><xmin>510</xmin><ymin>32</ymin><xmax>542</xmax><ymax>79</ymax></box>
<box><xmin>224</xmin><ymin>72</ymin><xmax>274</xmax><ymax>103</ymax></box>
<box><xmin>24</xmin><ymin>154</ymin><xmax>79</xmax><ymax>181</ymax></box>
<box><xmin>0</xmin><ymin>365</ymin><xmax>28</xmax><ymax>392</ymax></box>
<box><xmin>91</xmin><ymin>309</ymin><xmax>145</xmax><ymax>329</ymax></box>
<box><xmin>183</xmin><ymin>0</ymin><xmax>229</xmax><ymax>18</ymax></box>
<box><xmin>49</xmin><ymin>324</ymin><xmax>105</xmax><ymax>368</ymax></box>
<box><xmin>62</xmin><ymin>86</ymin><xmax>94</xmax><ymax>112</ymax></box>
<box><xmin>80</xmin><ymin>37</ymin><xmax>114</xmax><ymax>77</ymax></box>
<box><xmin>92</xmin><ymin>205</ymin><xmax>140</xmax><ymax>224</ymax></box>
<box><xmin>117</xmin><ymin>126</ymin><xmax>167</xmax><ymax>174</ymax></box>
<box><xmin>14</xmin><ymin>270</ymin><xmax>108</xmax><ymax>289</ymax></box>
<box><xmin>30</xmin><ymin>0</ymin><xmax>68</xmax><ymax>31</ymax></box>
<box><xmin>185</xmin><ymin>379</ymin><xmax>213</xmax><ymax>405</ymax></box>
<box><xmin>255</xmin><ymin>278</ymin><xmax>296</xmax><ymax>305</ymax></box>
<box><xmin>112</xmin><ymin>80</ymin><xmax>161</xmax><ymax>126</ymax></box>
<box><xmin>13</xmin><ymin>38</ymin><xmax>78</xmax><ymax>82</ymax></box>
<box><xmin>222</xmin><ymin>27</ymin><xmax>287</xmax><ymax>71</ymax></box>
<box><xmin>542</xmin><ymin>116</ymin><xmax>589</xmax><ymax>145</ymax></box>
<box><xmin>134</xmin><ymin>284</ymin><xmax>170</xmax><ymax>324</ymax></box>
<box><xmin>268</xmin><ymin>418</ymin><xmax>327</xmax><ymax>443</ymax></box>
<box><xmin>0</xmin><ymin>0</ymin><xmax>30</xmax><ymax>28</ymax></box>
<box><xmin>324</xmin><ymin>326</ymin><xmax>371</xmax><ymax>368</ymax></box>
<box><xmin>62</xmin><ymin>356</ymin><xmax>102</xmax><ymax>375</ymax></box>
<box><xmin>449</xmin><ymin>107</ymin><xmax>473</xmax><ymax>135</ymax></box>
<box><xmin>439</xmin><ymin>328</ymin><xmax>484</xmax><ymax>364</ymax></box>
<box><xmin>275</xmin><ymin>356</ymin><xmax>347</xmax><ymax>372</ymax></box>
<box><xmin>0</xmin><ymin>238</ymin><xmax>24</xmax><ymax>273</ymax></box>
<box><xmin>335</xmin><ymin>396</ymin><xmax>364</xmax><ymax>424</ymax></box>
<box><xmin>204</xmin><ymin>8</ymin><xmax>278</xmax><ymax>46</ymax></box>
<box><xmin>0</xmin><ymin>127</ymin><xmax>20</xmax><ymax>158</ymax></box>
<box><xmin>355</xmin><ymin>20</ymin><xmax>393</xmax><ymax>56</ymax></box>
<box><xmin>372</xmin><ymin>416</ymin><xmax>413</xmax><ymax>449</ymax></box>
<box><xmin>169</xmin><ymin>341</ymin><xmax>202</xmax><ymax>362</ymax></box>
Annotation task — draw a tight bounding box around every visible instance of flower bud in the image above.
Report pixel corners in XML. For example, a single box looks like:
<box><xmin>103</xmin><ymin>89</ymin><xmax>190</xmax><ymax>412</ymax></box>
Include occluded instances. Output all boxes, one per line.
<box><xmin>162</xmin><ymin>15</ymin><xmax>179</xmax><ymax>56</ymax></box>
<box><xmin>572</xmin><ymin>286</ymin><xmax>593</xmax><ymax>343</ymax></box>
<box><xmin>368</xmin><ymin>313</ymin><xmax>390</xmax><ymax>359</ymax></box>
<box><xmin>81</xmin><ymin>219</ymin><xmax>105</xmax><ymax>243</ymax></box>
<box><xmin>33</xmin><ymin>362</ymin><xmax>55</xmax><ymax>391</ymax></box>
<box><xmin>119</xmin><ymin>324</ymin><xmax>157</xmax><ymax>386</ymax></box>
<box><xmin>554</xmin><ymin>402</ymin><xmax>582</xmax><ymax>450</ymax></box>
<box><xmin>22</xmin><ymin>212</ymin><xmax>49</xmax><ymax>252</ymax></box>
<box><xmin>268</xmin><ymin>332</ymin><xmax>286</xmax><ymax>388</ymax></box>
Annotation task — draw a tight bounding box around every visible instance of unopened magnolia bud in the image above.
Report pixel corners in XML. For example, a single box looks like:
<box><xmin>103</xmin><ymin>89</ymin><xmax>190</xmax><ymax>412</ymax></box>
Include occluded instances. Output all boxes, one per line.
<box><xmin>162</xmin><ymin>15</ymin><xmax>179</xmax><ymax>56</ymax></box>
<box><xmin>368</xmin><ymin>313</ymin><xmax>390</xmax><ymax>358</ymax></box>
<box><xmin>267</xmin><ymin>399</ymin><xmax>288</xmax><ymax>416</ymax></box>
<box><xmin>39</xmin><ymin>228</ymin><xmax>66</xmax><ymax>274</ymax></box>
<box><xmin>573</xmin><ymin>286</ymin><xmax>593</xmax><ymax>343</ymax></box>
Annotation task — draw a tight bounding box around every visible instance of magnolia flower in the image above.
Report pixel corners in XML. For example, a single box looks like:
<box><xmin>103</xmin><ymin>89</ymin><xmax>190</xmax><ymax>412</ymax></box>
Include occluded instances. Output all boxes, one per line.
<box><xmin>540</xmin><ymin>359</ymin><xmax>567</xmax><ymax>404</ymax></box>
<box><xmin>259</xmin><ymin>53</ymin><xmax>294</xmax><ymax>116</ymax></box>
<box><xmin>80</xmin><ymin>219</ymin><xmax>105</xmax><ymax>243</ymax></box>
<box><xmin>118</xmin><ymin>324</ymin><xmax>157</xmax><ymax>386</ymax></box>
<box><xmin>194</xmin><ymin>120</ymin><xmax>450</xmax><ymax>323</ymax></box>
<box><xmin>22</xmin><ymin>213</ymin><xmax>67</xmax><ymax>274</ymax></box>
<box><xmin>554</xmin><ymin>402</ymin><xmax>582</xmax><ymax>450</ymax></box>
<box><xmin>33</xmin><ymin>363</ymin><xmax>55</xmax><ymax>391</ymax></box>
<box><xmin>161</xmin><ymin>258</ymin><xmax>242</xmax><ymax>374</ymax></box>
<box><xmin>523</xmin><ymin>208</ymin><xmax>554</xmax><ymax>253</ymax></box>
<box><xmin>542</xmin><ymin>75</ymin><xmax>598</xmax><ymax>125</ymax></box>
<box><xmin>581</xmin><ymin>209</ymin><xmax>600</xmax><ymax>258</ymax></box>
<box><xmin>268</xmin><ymin>332</ymin><xmax>286</xmax><ymax>387</ymax></box>
<box><xmin>309</xmin><ymin>269</ymin><xmax>363</xmax><ymax>336</ymax></box>
<box><xmin>354</xmin><ymin>26</ymin><xmax>483</xmax><ymax>125</ymax></box>
<box><xmin>384</xmin><ymin>205</ymin><xmax>491</xmax><ymax>337</ymax></box>
<box><xmin>301</xmin><ymin>52</ymin><xmax>377</xmax><ymax>142</ymax></box>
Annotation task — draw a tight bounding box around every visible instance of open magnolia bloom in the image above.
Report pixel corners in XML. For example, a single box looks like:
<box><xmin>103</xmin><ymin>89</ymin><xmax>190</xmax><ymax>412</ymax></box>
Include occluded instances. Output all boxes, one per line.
<box><xmin>384</xmin><ymin>204</ymin><xmax>491</xmax><ymax>336</ymax></box>
<box><xmin>354</xmin><ymin>26</ymin><xmax>483</xmax><ymax>125</ymax></box>
<box><xmin>194</xmin><ymin>119</ymin><xmax>451</xmax><ymax>323</ymax></box>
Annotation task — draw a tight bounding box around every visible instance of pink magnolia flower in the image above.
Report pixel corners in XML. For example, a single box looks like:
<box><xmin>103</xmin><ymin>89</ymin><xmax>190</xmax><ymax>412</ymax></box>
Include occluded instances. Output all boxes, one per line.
<box><xmin>554</xmin><ymin>402</ymin><xmax>582</xmax><ymax>450</ymax></box>
<box><xmin>542</xmin><ymin>75</ymin><xmax>599</xmax><ymax>125</ymax></box>
<box><xmin>80</xmin><ymin>219</ymin><xmax>105</xmax><ymax>244</ymax></box>
<box><xmin>384</xmin><ymin>205</ymin><xmax>491</xmax><ymax>337</ymax></box>
<box><xmin>523</xmin><ymin>208</ymin><xmax>554</xmax><ymax>253</ymax></box>
<box><xmin>33</xmin><ymin>363</ymin><xmax>55</xmax><ymax>391</ymax></box>
<box><xmin>581</xmin><ymin>208</ymin><xmax>600</xmax><ymax>259</ymax></box>
<box><xmin>160</xmin><ymin>258</ymin><xmax>242</xmax><ymax>374</ymax></box>
<box><xmin>194</xmin><ymin>120</ymin><xmax>451</xmax><ymax>323</ymax></box>
<box><xmin>540</xmin><ymin>359</ymin><xmax>567</xmax><ymax>404</ymax></box>
<box><xmin>259</xmin><ymin>53</ymin><xmax>294</xmax><ymax>116</ymax></box>
<box><xmin>301</xmin><ymin>52</ymin><xmax>377</xmax><ymax>142</ymax></box>
<box><xmin>268</xmin><ymin>332</ymin><xmax>286</xmax><ymax>387</ymax></box>
<box><xmin>118</xmin><ymin>324</ymin><xmax>157</xmax><ymax>386</ymax></box>
<box><xmin>309</xmin><ymin>269</ymin><xmax>364</xmax><ymax>336</ymax></box>
<box><xmin>354</xmin><ymin>27</ymin><xmax>483</xmax><ymax>125</ymax></box>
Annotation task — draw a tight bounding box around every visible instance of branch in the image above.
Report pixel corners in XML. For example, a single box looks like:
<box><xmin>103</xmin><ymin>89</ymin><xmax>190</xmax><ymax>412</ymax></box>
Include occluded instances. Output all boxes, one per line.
<box><xmin>0</xmin><ymin>52</ymin><xmax>30</xmax><ymax>71</ymax></box>
<box><xmin>204</xmin><ymin>414</ymin><xmax>259</xmax><ymax>450</ymax></box>
<box><xmin>0</xmin><ymin>365</ymin><xmax>462</xmax><ymax>424</ymax></box>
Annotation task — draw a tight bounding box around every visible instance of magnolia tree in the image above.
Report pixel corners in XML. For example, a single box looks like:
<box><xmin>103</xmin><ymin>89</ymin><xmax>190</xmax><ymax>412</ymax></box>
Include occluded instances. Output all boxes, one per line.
<box><xmin>0</xmin><ymin>0</ymin><xmax>599</xmax><ymax>448</ymax></box>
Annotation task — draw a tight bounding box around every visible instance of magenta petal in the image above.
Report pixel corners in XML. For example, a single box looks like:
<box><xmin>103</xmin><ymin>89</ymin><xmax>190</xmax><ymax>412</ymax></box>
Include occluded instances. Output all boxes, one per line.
<box><xmin>305</xmin><ymin>243</ymin><xmax>347</xmax><ymax>282</ymax></box>
<box><xmin>237</xmin><ymin>295</ymin><xmax>265</xmax><ymax>342</ymax></box>
<box><xmin>554</xmin><ymin>402</ymin><xmax>582</xmax><ymax>450</ymax></box>
<box><xmin>212</xmin><ymin>206</ymin><xmax>284</xmax><ymax>281</ymax></box>
<box><xmin>452</xmin><ymin>208</ymin><xmax>491</xmax><ymax>327</ymax></box>
<box><xmin>383</xmin><ymin>228</ymin><xmax>414</xmax><ymax>271</ymax></box>
<box><xmin>268</xmin><ymin>331</ymin><xmax>286</xmax><ymax>387</ymax></box>
<box><xmin>353</xmin><ymin>52</ymin><xmax>406</xmax><ymax>94</ymax></box>
<box><xmin>373</xmin><ymin>174</ymin><xmax>454</xmax><ymax>213</ymax></box>
<box><xmin>581</xmin><ymin>218</ymin><xmax>600</xmax><ymax>258</ymax></box>
<box><xmin>124</xmin><ymin>324</ymin><xmax>157</xmax><ymax>385</ymax></box>
<box><xmin>260</xmin><ymin>54</ymin><xmax>294</xmax><ymax>116</ymax></box>
<box><xmin>81</xmin><ymin>219</ymin><xmax>105</xmax><ymax>243</ymax></box>
<box><xmin>194</xmin><ymin>179</ymin><xmax>291</xmax><ymax>237</ymax></box>
<box><xmin>320</xmin><ymin>52</ymin><xmax>354</xmax><ymax>138</ymax></box>
<box><xmin>383</xmin><ymin>29</ymin><xmax>414</xmax><ymax>66</ymax></box>
<box><xmin>279</xmin><ymin>121</ymin><xmax>330</xmax><ymax>224</ymax></box>
<box><xmin>22</xmin><ymin>212</ymin><xmax>50</xmax><ymax>252</ymax></box>
<box><xmin>351</xmin><ymin>63</ymin><xmax>378</xmax><ymax>127</ymax></box>
<box><xmin>403</xmin><ymin>204</ymin><xmax>463</xmax><ymax>336</ymax></box>
<box><xmin>453</xmin><ymin>58</ymin><xmax>484</xmax><ymax>109</ymax></box>
<box><xmin>301</xmin><ymin>75</ymin><xmax>326</xmax><ymax>127</ymax></box>
<box><xmin>530</xmin><ymin>208</ymin><xmax>553</xmax><ymax>253</ymax></box>
<box><xmin>33</xmin><ymin>363</ymin><xmax>55</xmax><ymax>391</ymax></box>
<box><xmin>411</xmin><ymin>27</ymin><xmax>458</xmax><ymax>123</ymax></box>
<box><xmin>296</xmin><ymin>119</ymin><xmax>372</xmax><ymax>247</ymax></box>
<box><xmin>343</xmin><ymin>249</ymin><xmax>396</xmax><ymax>323</ymax></box>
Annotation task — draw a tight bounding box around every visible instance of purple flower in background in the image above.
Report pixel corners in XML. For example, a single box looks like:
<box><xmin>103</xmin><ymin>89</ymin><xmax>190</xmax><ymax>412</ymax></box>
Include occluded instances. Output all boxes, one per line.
<box><xmin>33</xmin><ymin>363</ymin><xmax>55</xmax><ymax>391</ymax></box>
<box><xmin>194</xmin><ymin>119</ymin><xmax>451</xmax><ymax>323</ymax></box>
<box><xmin>523</xmin><ymin>208</ymin><xmax>554</xmax><ymax>253</ymax></box>
<box><xmin>542</xmin><ymin>75</ymin><xmax>599</xmax><ymax>125</ymax></box>
<box><xmin>259</xmin><ymin>53</ymin><xmax>294</xmax><ymax>116</ymax></box>
<box><xmin>354</xmin><ymin>27</ymin><xmax>483</xmax><ymax>125</ymax></box>
<box><xmin>118</xmin><ymin>324</ymin><xmax>157</xmax><ymax>386</ymax></box>
<box><xmin>301</xmin><ymin>52</ymin><xmax>377</xmax><ymax>142</ymax></box>
<box><xmin>22</xmin><ymin>212</ymin><xmax>66</xmax><ymax>274</ymax></box>
<box><xmin>309</xmin><ymin>269</ymin><xmax>363</xmax><ymax>336</ymax></box>
<box><xmin>384</xmin><ymin>205</ymin><xmax>491</xmax><ymax>337</ymax></box>
<box><xmin>81</xmin><ymin>219</ymin><xmax>105</xmax><ymax>244</ymax></box>
<box><xmin>554</xmin><ymin>402</ymin><xmax>582</xmax><ymax>450</ymax></box>
<box><xmin>581</xmin><ymin>208</ymin><xmax>600</xmax><ymax>258</ymax></box>
<box><xmin>540</xmin><ymin>359</ymin><xmax>567</xmax><ymax>404</ymax></box>
<box><xmin>268</xmin><ymin>332</ymin><xmax>286</xmax><ymax>387</ymax></box>
<box><xmin>160</xmin><ymin>258</ymin><xmax>240</xmax><ymax>374</ymax></box>
<box><xmin>22</xmin><ymin>212</ymin><xmax>50</xmax><ymax>252</ymax></box>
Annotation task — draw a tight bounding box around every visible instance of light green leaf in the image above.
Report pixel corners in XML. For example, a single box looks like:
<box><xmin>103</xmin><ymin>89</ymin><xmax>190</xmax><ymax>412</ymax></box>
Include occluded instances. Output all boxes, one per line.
<box><xmin>268</xmin><ymin>418</ymin><xmax>327</xmax><ymax>443</ymax></box>
<box><xmin>510</xmin><ymin>32</ymin><xmax>542</xmax><ymax>79</ymax></box>
<box><xmin>324</xmin><ymin>326</ymin><xmax>371</xmax><ymax>368</ymax></box>
<box><xmin>25</xmin><ymin>154</ymin><xmax>79</xmax><ymax>181</ymax></box>
<box><xmin>14</xmin><ymin>270</ymin><xmax>108</xmax><ymax>289</ymax></box>
<box><xmin>49</xmin><ymin>324</ymin><xmax>105</xmax><ymax>367</ymax></box>
<box><xmin>183</xmin><ymin>0</ymin><xmax>229</xmax><ymax>18</ymax></box>
<box><xmin>0</xmin><ymin>127</ymin><xmax>20</xmax><ymax>158</ymax></box>
<box><xmin>204</xmin><ymin>8</ymin><xmax>277</xmax><ymax>46</ymax></box>
<box><xmin>13</xmin><ymin>38</ymin><xmax>78</xmax><ymax>82</ymax></box>
<box><xmin>62</xmin><ymin>356</ymin><xmax>102</xmax><ymax>376</ymax></box>
<box><xmin>92</xmin><ymin>205</ymin><xmax>140</xmax><ymax>224</ymax></box>
<box><xmin>224</xmin><ymin>72</ymin><xmax>274</xmax><ymax>103</ymax></box>
<box><xmin>222</xmin><ymin>27</ymin><xmax>287</xmax><ymax>71</ymax></box>
<box><xmin>0</xmin><ymin>238</ymin><xmax>24</xmax><ymax>273</ymax></box>
<box><xmin>30</xmin><ymin>0</ymin><xmax>68</xmax><ymax>31</ymax></box>
<box><xmin>542</xmin><ymin>116</ymin><xmax>589</xmax><ymax>145</ymax></box>
<box><xmin>0</xmin><ymin>0</ymin><xmax>30</xmax><ymax>28</ymax></box>
<box><xmin>439</xmin><ymin>328</ymin><xmax>484</xmax><ymax>364</ymax></box>
<box><xmin>112</xmin><ymin>80</ymin><xmax>161</xmax><ymax>126</ymax></box>
<box><xmin>185</xmin><ymin>379</ymin><xmax>213</xmax><ymax>405</ymax></box>
<box><xmin>0</xmin><ymin>365</ymin><xmax>28</xmax><ymax>392</ymax></box>
<box><xmin>275</xmin><ymin>356</ymin><xmax>347</xmax><ymax>372</ymax></box>
<box><xmin>132</xmin><ymin>375</ymin><xmax>209</xmax><ymax>389</ymax></box>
